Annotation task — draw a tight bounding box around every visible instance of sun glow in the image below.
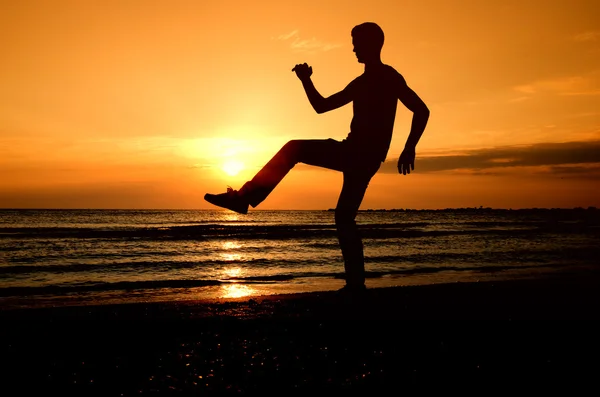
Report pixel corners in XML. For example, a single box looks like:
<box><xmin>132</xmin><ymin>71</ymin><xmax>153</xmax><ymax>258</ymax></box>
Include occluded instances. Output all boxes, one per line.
<box><xmin>222</xmin><ymin>266</ymin><xmax>244</xmax><ymax>279</ymax></box>
<box><xmin>221</xmin><ymin>284</ymin><xmax>255</xmax><ymax>299</ymax></box>
<box><xmin>222</xmin><ymin>160</ymin><xmax>244</xmax><ymax>176</ymax></box>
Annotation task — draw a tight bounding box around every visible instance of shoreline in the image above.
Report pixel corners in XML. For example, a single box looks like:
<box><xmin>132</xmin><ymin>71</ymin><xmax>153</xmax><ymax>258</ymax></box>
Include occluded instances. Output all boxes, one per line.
<box><xmin>2</xmin><ymin>269</ymin><xmax>599</xmax><ymax>318</ymax></box>
<box><xmin>2</xmin><ymin>264</ymin><xmax>589</xmax><ymax>311</ymax></box>
<box><xmin>2</xmin><ymin>271</ymin><xmax>599</xmax><ymax>394</ymax></box>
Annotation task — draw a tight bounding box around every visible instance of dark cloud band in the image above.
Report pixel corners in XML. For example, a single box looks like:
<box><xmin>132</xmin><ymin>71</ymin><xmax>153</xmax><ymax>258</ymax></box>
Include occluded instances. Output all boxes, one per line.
<box><xmin>379</xmin><ymin>140</ymin><xmax>600</xmax><ymax>173</ymax></box>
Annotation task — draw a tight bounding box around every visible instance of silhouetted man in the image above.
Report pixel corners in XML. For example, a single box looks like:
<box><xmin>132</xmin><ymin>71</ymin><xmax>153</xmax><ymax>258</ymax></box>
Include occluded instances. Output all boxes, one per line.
<box><xmin>205</xmin><ymin>22</ymin><xmax>429</xmax><ymax>292</ymax></box>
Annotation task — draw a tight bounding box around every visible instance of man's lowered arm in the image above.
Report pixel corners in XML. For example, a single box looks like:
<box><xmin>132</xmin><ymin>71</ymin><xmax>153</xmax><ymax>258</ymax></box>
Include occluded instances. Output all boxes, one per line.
<box><xmin>396</xmin><ymin>76</ymin><xmax>430</xmax><ymax>175</ymax></box>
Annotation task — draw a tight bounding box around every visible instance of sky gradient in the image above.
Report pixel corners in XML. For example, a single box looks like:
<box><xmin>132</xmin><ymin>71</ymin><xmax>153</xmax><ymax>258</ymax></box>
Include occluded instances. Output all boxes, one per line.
<box><xmin>1</xmin><ymin>0</ymin><xmax>599</xmax><ymax>209</ymax></box>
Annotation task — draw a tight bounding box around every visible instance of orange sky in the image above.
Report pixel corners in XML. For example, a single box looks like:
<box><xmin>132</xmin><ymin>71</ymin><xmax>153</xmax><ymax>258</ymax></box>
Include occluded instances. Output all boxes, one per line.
<box><xmin>1</xmin><ymin>0</ymin><xmax>599</xmax><ymax>209</ymax></box>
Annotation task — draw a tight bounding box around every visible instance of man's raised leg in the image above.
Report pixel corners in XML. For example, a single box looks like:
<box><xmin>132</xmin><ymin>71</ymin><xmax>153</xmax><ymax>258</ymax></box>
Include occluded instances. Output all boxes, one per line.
<box><xmin>205</xmin><ymin>139</ymin><xmax>344</xmax><ymax>212</ymax></box>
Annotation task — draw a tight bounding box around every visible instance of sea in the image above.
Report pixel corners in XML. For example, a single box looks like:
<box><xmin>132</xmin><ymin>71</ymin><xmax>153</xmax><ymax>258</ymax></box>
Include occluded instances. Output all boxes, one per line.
<box><xmin>1</xmin><ymin>208</ymin><xmax>598</xmax><ymax>309</ymax></box>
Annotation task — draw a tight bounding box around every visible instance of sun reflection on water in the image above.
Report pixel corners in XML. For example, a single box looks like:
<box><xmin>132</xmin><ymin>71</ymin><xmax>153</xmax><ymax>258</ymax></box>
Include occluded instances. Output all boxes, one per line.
<box><xmin>220</xmin><ymin>212</ymin><xmax>241</xmax><ymax>223</ymax></box>
<box><xmin>222</xmin><ymin>241</ymin><xmax>241</xmax><ymax>250</ymax></box>
<box><xmin>217</xmin><ymin>241</ymin><xmax>257</xmax><ymax>299</ymax></box>
<box><xmin>220</xmin><ymin>241</ymin><xmax>243</xmax><ymax>262</ymax></box>
<box><xmin>222</xmin><ymin>266</ymin><xmax>243</xmax><ymax>279</ymax></box>
<box><xmin>221</xmin><ymin>253</ymin><xmax>242</xmax><ymax>261</ymax></box>
<box><xmin>220</xmin><ymin>283</ymin><xmax>255</xmax><ymax>299</ymax></box>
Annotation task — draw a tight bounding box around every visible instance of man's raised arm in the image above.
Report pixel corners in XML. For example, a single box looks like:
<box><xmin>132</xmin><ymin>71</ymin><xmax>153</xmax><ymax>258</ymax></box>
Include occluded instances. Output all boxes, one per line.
<box><xmin>396</xmin><ymin>76</ymin><xmax>430</xmax><ymax>175</ymax></box>
<box><xmin>292</xmin><ymin>63</ymin><xmax>353</xmax><ymax>114</ymax></box>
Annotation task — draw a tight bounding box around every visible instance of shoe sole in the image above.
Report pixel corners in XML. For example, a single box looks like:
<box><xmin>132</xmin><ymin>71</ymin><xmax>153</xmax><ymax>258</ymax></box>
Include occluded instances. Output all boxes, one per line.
<box><xmin>204</xmin><ymin>194</ymin><xmax>248</xmax><ymax>215</ymax></box>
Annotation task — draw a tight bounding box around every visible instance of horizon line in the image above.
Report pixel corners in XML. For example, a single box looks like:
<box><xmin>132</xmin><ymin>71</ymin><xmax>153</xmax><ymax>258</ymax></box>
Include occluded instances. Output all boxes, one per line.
<box><xmin>0</xmin><ymin>207</ymin><xmax>597</xmax><ymax>211</ymax></box>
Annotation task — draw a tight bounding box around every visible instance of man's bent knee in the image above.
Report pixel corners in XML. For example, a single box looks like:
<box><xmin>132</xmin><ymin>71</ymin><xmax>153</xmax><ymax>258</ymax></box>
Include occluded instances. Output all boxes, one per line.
<box><xmin>282</xmin><ymin>140</ymin><xmax>302</xmax><ymax>153</ymax></box>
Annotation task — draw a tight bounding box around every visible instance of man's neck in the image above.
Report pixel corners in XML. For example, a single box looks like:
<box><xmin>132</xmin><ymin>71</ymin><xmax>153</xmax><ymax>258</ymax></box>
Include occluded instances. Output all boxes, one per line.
<box><xmin>364</xmin><ymin>59</ymin><xmax>384</xmax><ymax>73</ymax></box>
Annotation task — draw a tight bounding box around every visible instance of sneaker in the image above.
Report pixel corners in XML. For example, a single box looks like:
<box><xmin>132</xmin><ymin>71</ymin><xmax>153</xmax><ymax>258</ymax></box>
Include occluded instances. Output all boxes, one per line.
<box><xmin>204</xmin><ymin>186</ymin><xmax>249</xmax><ymax>214</ymax></box>
<box><xmin>337</xmin><ymin>284</ymin><xmax>367</xmax><ymax>295</ymax></box>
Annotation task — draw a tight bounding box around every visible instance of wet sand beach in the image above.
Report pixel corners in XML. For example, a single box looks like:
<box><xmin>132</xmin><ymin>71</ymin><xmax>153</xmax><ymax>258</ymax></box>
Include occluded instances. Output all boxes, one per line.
<box><xmin>1</xmin><ymin>270</ymin><xmax>599</xmax><ymax>395</ymax></box>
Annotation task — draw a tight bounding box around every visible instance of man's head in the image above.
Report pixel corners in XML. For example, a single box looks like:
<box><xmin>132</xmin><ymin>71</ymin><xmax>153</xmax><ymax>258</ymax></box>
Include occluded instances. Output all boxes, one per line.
<box><xmin>351</xmin><ymin>22</ymin><xmax>384</xmax><ymax>64</ymax></box>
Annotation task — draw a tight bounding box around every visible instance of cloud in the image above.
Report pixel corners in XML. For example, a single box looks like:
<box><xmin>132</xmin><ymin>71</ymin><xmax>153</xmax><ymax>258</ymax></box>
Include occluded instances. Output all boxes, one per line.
<box><xmin>274</xmin><ymin>30</ymin><xmax>342</xmax><ymax>53</ymax></box>
<box><xmin>567</xmin><ymin>111</ymin><xmax>600</xmax><ymax>119</ymax></box>
<box><xmin>512</xmin><ymin>72</ymin><xmax>600</xmax><ymax>97</ymax></box>
<box><xmin>276</xmin><ymin>30</ymin><xmax>299</xmax><ymax>41</ymax></box>
<box><xmin>378</xmin><ymin>140</ymin><xmax>600</xmax><ymax>175</ymax></box>
<box><xmin>187</xmin><ymin>164</ymin><xmax>212</xmax><ymax>169</ymax></box>
<box><xmin>545</xmin><ymin>164</ymin><xmax>600</xmax><ymax>179</ymax></box>
<box><xmin>514</xmin><ymin>85</ymin><xmax>536</xmax><ymax>94</ymax></box>
<box><xmin>507</xmin><ymin>96</ymin><xmax>530</xmax><ymax>103</ymax></box>
<box><xmin>574</xmin><ymin>31</ymin><xmax>600</xmax><ymax>42</ymax></box>
<box><xmin>561</xmin><ymin>90</ymin><xmax>600</xmax><ymax>97</ymax></box>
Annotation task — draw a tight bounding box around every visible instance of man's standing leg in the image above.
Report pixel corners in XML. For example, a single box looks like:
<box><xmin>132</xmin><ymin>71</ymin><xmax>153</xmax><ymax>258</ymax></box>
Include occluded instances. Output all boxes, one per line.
<box><xmin>335</xmin><ymin>166</ymin><xmax>379</xmax><ymax>290</ymax></box>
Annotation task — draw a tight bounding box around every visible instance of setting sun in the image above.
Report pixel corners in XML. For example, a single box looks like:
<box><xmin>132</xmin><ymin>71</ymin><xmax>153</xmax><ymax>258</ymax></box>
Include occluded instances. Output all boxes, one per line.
<box><xmin>222</xmin><ymin>160</ymin><xmax>244</xmax><ymax>176</ymax></box>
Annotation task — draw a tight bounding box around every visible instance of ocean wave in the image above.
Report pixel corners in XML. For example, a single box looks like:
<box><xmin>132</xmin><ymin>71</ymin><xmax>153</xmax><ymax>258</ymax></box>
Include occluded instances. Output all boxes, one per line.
<box><xmin>2</xmin><ymin>221</ymin><xmax>585</xmax><ymax>242</ymax></box>
<box><xmin>0</xmin><ymin>257</ymin><xmax>323</xmax><ymax>275</ymax></box>
<box><xmin>2</xmin><ymin>244</ymin><xmax>591</xmax><ymax>276</ymax></box>
<box><xmin>0</xmin><ymin>275</ymin><xmax>308</xmax><ymax>297</ymax></box>
<box><xmin>0</xmin><ymin>263</ymin><xmax>569</xmax><ymax>298</ymax></box>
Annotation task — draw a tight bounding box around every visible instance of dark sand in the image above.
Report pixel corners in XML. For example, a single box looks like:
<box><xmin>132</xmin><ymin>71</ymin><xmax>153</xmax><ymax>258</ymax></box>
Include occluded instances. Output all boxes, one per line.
<box><xmin>1</xmin><ymin>270</ymin><xmax>599</xmax><ymax>395</ymax></box>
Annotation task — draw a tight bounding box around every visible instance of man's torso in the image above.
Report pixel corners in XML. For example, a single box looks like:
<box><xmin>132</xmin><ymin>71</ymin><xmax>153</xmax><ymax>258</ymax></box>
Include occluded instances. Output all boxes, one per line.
<box><xmin>346</xmin><ymin>64</ymin><xmax>401</xmax><ymax>162</ymax></box>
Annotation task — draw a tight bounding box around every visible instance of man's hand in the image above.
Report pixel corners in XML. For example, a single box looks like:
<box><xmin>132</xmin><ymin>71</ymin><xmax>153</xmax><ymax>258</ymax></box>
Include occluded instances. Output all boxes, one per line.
<box><xmin>292</xmin><ymin>63</ymin><xmax>313</xmax><ymax>81</ymax></box>
<box><xmin>397</xmin><ymin>147</ymin><xmax>415</xmax><ymax>175</ymax></box>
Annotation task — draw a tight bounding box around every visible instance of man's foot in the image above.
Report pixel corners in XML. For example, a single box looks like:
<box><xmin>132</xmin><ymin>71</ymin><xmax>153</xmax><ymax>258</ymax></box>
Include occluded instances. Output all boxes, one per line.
<box><xmin>204</xmin><ymin>187</ymin><xmax>249</xmax><ymax>214</ymax></box>
<box><xmin>337</xmin><ymin>284</ymin><xmax>367</xmax><ymax>295</ymax></box>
